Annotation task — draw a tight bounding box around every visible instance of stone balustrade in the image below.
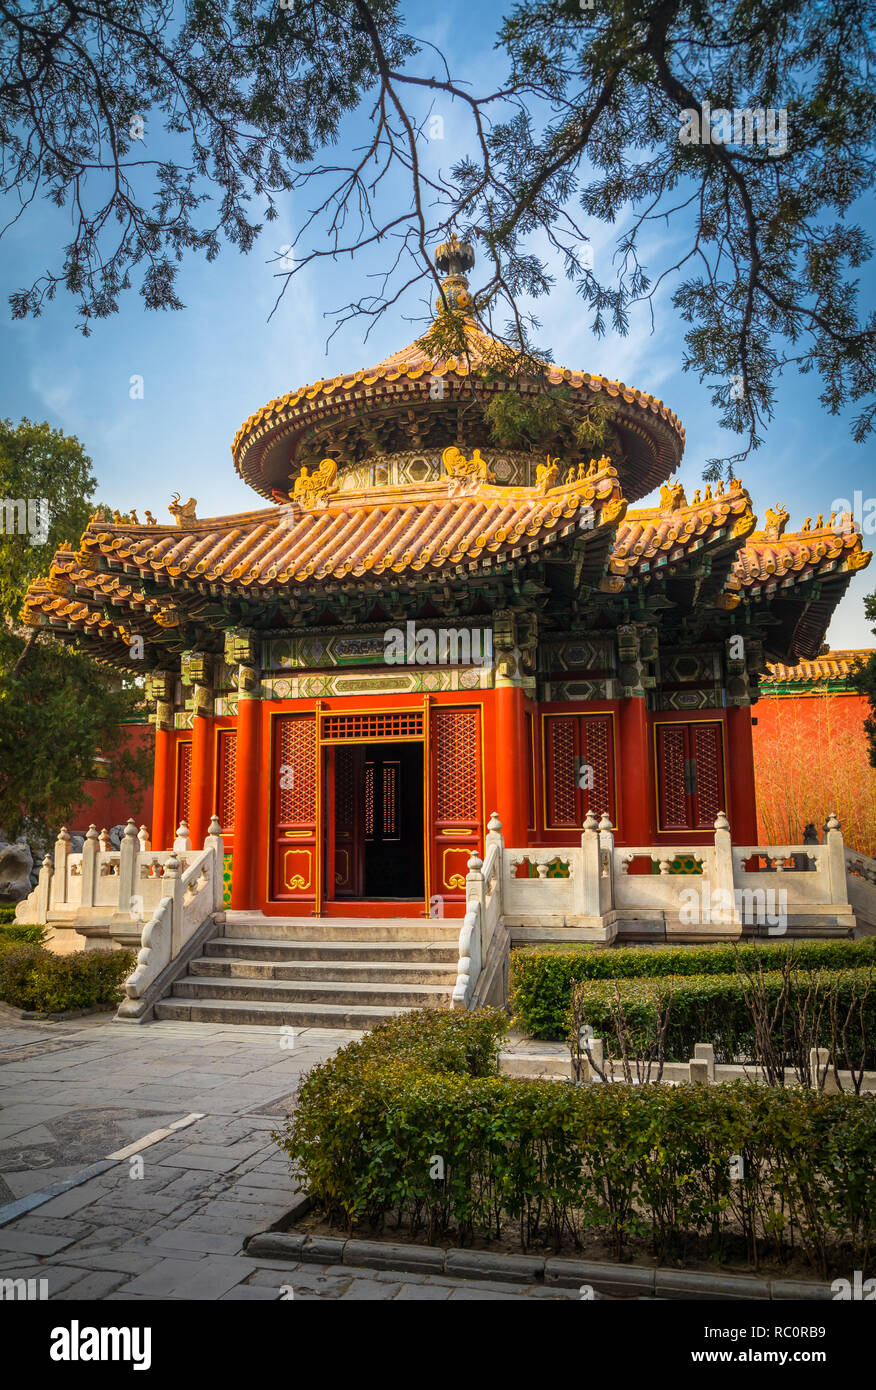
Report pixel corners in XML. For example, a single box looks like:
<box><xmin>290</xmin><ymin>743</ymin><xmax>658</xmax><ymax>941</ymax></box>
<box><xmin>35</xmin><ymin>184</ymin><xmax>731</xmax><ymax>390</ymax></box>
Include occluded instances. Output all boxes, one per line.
<box><xmin>14</xmin><ymin>815</ymin><xmax>225</xmax><ymax>956</ymax></box>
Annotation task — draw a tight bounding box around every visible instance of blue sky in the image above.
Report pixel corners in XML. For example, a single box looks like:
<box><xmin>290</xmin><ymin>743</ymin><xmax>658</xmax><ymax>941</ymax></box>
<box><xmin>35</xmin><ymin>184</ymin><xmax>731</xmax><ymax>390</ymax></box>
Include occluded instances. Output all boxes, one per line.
<box><xmin>0</xmin><ymin>0</ymin><xmax>873</xmax><ymax>648</ymax></box>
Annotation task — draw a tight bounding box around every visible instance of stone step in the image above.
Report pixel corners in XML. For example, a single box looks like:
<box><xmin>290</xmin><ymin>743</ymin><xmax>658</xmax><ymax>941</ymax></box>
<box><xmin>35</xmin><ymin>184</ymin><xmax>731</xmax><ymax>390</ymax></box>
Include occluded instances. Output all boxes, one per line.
<box><xmin>194</xmin><ymin>957</ymin><xmax>459</xmax><ymax>985</ymax></box>
<box><xmin>172</xmin><ymin>975</ymin><xmax>452</xmax><ymax>1009</ymax></box>
<box><xmin>206</xmin><ymin>937</ymin><xmax>459</xmax><ymax>964</ymax></box>
<box><xmin>221</xmin><ymin>917</ymin><xmax>460</xmax><ymax>943</ymax></box>
<box><xmin>153</xmin><ymin>997</ymin><xmax>410</xmax><ymax>1028</ymax></box>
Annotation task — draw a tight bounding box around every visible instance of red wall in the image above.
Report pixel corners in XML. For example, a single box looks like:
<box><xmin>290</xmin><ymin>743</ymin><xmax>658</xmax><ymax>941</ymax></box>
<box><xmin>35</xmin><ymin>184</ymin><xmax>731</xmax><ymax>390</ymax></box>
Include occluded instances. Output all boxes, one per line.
<box><xmin>752</xmin><ymin>690</ymin><xmax>876</xmax><ymax>856</ymax></box>
<box><xmin>65</xmin><ymin>723</ymin><xmax>154</xmax><ymax>833</ymax></box>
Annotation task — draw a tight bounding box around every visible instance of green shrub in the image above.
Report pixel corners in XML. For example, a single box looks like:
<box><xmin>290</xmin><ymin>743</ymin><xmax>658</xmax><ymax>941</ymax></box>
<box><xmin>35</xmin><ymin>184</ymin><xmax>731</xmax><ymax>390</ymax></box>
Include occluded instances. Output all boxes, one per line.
<box><xmin>511</xmin><ymin>937</ymin><xmax>876</xmax><ymax>1038</ymax></box>
<box><xmin>0</xmin><ymin>906</ymin><xmax>17</xmax><ymax>925</ymax></box>
<box><xmin>568</xmin><ymin>968</ymin><xmax>876</xmax><ymax>1068</ymax></box>
<box><xmin>275</xmin><ymin>1007</ymin><xmax>876</xmax><ymax>1274</ymax></box>
<box><xmin>0</xmin><ymin>944</ymin><xmax>135</xmax><ymax>1013</ymax></box>
<box><xmin>0</xmin><ymin>922</ymin><xmax>49</xmax><ymax>945</ymax></box>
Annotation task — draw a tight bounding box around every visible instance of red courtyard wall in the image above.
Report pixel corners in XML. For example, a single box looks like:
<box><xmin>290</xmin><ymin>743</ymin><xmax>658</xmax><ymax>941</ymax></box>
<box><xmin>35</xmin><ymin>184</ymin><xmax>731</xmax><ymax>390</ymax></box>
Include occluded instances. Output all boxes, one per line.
<box><xmin>752</xmin><ymin>691</ymin><xmax>876</xmax><ymax>857</ymax></box>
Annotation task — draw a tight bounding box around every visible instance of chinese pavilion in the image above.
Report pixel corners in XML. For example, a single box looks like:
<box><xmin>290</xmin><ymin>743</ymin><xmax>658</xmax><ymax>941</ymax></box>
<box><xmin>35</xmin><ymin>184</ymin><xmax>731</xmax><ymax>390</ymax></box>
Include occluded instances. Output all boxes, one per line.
<box><xmin>23</xmin><ymin>242</ymin><xmax>872</xmax><ymax>920</ymax></box>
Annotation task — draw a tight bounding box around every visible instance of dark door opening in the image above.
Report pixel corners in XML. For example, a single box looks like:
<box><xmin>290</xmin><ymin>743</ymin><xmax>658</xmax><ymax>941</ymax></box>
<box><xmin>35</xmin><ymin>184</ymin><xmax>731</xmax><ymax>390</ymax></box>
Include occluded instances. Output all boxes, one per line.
<box><xmin>328</xmin><ymin>741</ymin><xmax>424</xmax><ymax>900</ymax></box>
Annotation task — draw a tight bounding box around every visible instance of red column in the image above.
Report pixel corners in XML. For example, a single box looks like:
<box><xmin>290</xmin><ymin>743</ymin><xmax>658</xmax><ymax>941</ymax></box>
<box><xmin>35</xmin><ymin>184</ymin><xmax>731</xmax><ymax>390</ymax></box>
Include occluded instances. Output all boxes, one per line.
<box><xmin>189</xmin><ymin>711</ymin><xmax>214</xmax><ymax>848</ymax></box>
<box><xmin>728</xmin><ymin>704</ymin><xmax>758</xmax><ymax>843</ymax></box>
<box><xmin>495</xmin><ymin>684</ymin><xmax>529</xmax><ymax>848</ymax></box>
<box><xmin>151</xmin><ymin>726</ymin><xmax>175</xmax><ymax>850</ymax></box>
<box><xmin>231</xmin><ymin>693</ymin><xmax>261</xmax><ymax>910</ymax></box>
<box><xmin>619</xmin><ymin>697</ymin><xmax>651</xmax><ymax>844</ymax></box>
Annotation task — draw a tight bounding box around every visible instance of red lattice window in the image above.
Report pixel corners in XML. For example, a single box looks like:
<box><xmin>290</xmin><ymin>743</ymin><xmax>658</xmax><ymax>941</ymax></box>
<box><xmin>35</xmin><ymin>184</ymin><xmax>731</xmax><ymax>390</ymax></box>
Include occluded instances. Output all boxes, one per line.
<box><xmin>335</xmin><ymin>746</ymin><xmax>355</xmax><ymax>834</ymax></box>
<box><xmin>176</xmin><ymin>741</ymin><xmax>192</xmax><ymax>828</ymax></box>
<box><xmin>692</xmin><ymin>724</ymin><xmax>724</xmax><ymax>827</ymax></box>
<box><xmin>382</xmin><ymin>762</ymin><xmax>399</xmax><ymax>838</ymax></box>
<box><xmin>544</xmin><ymin>714</ymin><xmax>616</xmax><ymax>829</ymax></box>
<box><xmin>433</xmin><ymin>707</ymin><xmax>479</xmax><ymax>822</ymax></box>
<box><xmin>216</xmin><ymin>730</ymin><xmax>237</xmax><ymax>834</ymax></box>
<box><xmin>276</xmin><ymin>715</ymin><xmax>316</xmax><ymax>823</ymax></box>
<box><xmin>322</xmin><ymin>711</ymin><xmax>423</xmax><ymax>742</ymax></box>
<box><xmin>657</xmin><ymin>725</ymin><xmax>688</xmax><ymax>830</ymax></box>
<box><xmin>656</xmin><ymin>721</ymin><xmax>725</xmax><ymax>832</ymax></box>
<box><xmin>364</xmin><ymin>761</ymin><xmax>374</xmax><ymax>838</ymax></box>
<box><xmin>525</xmin><ymin>711</ymin><xmax>536</xmax><ymax>831</ymax></box>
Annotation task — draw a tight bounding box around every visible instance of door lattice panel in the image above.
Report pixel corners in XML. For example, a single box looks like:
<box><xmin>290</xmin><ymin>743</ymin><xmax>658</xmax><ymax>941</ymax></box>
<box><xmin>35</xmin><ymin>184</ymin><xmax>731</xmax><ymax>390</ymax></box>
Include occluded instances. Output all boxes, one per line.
<box><xmin>176</xmin><ymin>742</ymin><xmax>192</xmax><ymax>827</ymax></box>
<box><xmin>276</xmin><ymin>716</ymin><xmax>316</xmax><ymax>822</ymax></box>
<box><xmin>364</xmin><ymin>762</ymin><xmax>374</xmax><ymax>838</ymax></box>
<box><xmin>692</xmin><ymin>724</ymin><xmax>724</xmax><ymax>827</ymax></box>
<box><xmin>382</xmin><ymin>762</ymin><xmax>399</xmax><ymax>838</ymax></box>
<box><xmin>433</xmin><ymin>708</ymin><xmax>479</xmax><ymax>822</ymax></box>
<box><xmin>322</xmin><ymin>711</ymin><xmax>423</xmax><ymax>742</ymax></box>
<box><xmin>335</xmin><ymin>746</ymin><xmax>355</xmax><ymax>834</ymax></box>
<box><xmin>217</xmin><ymin>730</ymin><xmax>237</xmax><ymax>833</ymax></box>
<box><xmin>548</xmin><ymin>717</ymin><xmax>577</xmax><ymax>826</ymax></box>
<box><xmin>583</xmin><ymin>717</ymin><xmax>612</xmax><ymax>820</ymax></box>
<box><xmin>657</xmin><ymin>724</ymin><xmax>688</xmax><ymax>830</ymax></box>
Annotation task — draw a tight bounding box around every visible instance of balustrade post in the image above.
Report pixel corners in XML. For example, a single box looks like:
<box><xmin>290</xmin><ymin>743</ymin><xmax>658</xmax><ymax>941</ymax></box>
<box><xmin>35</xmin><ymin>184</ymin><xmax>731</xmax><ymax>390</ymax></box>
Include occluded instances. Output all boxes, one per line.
<box><xmin>53</xmin><ymin>826</ymin><xmax>71</xmax><ymax>906</ymax></box>
<box><xmin>825</xmin><ymin>813</ymin><xmax>849</xmax><ymax>905</ymax></box>
<box><xmin>712</xmin><ymin>811</ymin><xmax>740</xmax><ymax>930</ymax></box>
<box><xmin>579</xmin><ymin>811</ymin><xmax>601</xmax><ymax>917</ymax></box>
<box><xmin>162</xmin><ymin>853</ymin><xmax>184</xmax><ymax>957</ymax></box>
<box><xmin>81</xmin><ymin>825</ymin><xmax>99</xmax><ymax>907</ymax></box>
<box><xmin>118</xmin><ymin>819</ymin><xmax>140</xmax><ymax>919</ymax></box>
<box><xmin>597</xmin><ymin>812</ymin><xmax>615</xmax><ymax>913</ymax></box>
<box><xmin>35</xmin><ymin>854</ymin><xmax>53</xmax><ymax>921</ymax></box>
<box><xmin>173</xmin><ymin>820</ymin><xmax>192</xmax><ymax>853</ymax></box>
<box><xmin>204</xmin><ymin>814</ymin><xmax>225</xmax><ymax>913</ymax></box>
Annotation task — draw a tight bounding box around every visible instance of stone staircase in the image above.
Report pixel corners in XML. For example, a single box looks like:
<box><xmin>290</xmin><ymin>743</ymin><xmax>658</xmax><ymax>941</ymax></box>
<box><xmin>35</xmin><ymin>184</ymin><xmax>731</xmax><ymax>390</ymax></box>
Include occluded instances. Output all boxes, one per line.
<box><xmin>153</xmin><ymin>913</ymin><xmax>461</xmax><ymax>1028</ymax></box>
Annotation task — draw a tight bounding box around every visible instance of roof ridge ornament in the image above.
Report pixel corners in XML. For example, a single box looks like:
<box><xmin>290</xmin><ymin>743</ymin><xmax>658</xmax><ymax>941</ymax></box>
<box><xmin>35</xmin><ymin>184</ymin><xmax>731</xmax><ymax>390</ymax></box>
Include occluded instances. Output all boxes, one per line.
<box><xmin>291</xmin><ymin>457</ymin><xmax>339</xmax><ymax>507</ymax></box>
<box><xmin>434</xmin><ymin>232</ymin><xmax>475</xmax><ymax>312</ymax></box>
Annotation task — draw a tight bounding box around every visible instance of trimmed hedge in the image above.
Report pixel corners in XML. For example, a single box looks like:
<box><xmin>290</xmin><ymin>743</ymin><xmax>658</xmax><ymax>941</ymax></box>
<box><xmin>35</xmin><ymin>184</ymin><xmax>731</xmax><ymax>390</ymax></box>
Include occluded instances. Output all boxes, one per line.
<box><xmin>275</xmin><ymin>1008</ymin><xmax>876</xmax><ymax>1273</ymax></box>
<box><xmin>0</xmin><ymin>922</ymin><xmax>48</xmax><ymax>945</ymax></box>
<box><xmin>0</xmin><ymin>944</ymin><xmax>134</xmax><ymax>1013</ymax></box>
<box><xmin>569</xmin><ymin>969</ymin><xmax>876</xmax><ymax>1067</ymax></box>
<box><xmin>0</xmin><ymin>907</ymin><xmax>17</xmax><ymax>925</ymax></box>
<box><xmin>511</xmin><ymin>937</ymin><xmax>876</xmax><ymax>1038</ymax></box>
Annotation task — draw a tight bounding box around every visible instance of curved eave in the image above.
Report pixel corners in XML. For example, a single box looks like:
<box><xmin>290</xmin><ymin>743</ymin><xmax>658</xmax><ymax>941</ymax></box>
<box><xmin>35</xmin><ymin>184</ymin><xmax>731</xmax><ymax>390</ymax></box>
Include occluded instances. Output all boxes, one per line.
<box><xmin>231</xmin><ymin>356</ymin><xmax>685</xmax><ymax>505</ymax></box>
<box><xmin>25</xmin><ymin>469</ymin><xmax>628</xmax><ymax>619</ymax></box>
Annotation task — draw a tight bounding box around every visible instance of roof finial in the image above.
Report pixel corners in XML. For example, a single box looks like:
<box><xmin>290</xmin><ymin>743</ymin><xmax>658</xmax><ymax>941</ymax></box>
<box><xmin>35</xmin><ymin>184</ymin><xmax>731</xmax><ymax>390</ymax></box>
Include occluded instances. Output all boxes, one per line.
<box><xmin>434</xmin><ymin>232</ymin><xmax>475</xmax><ymax>312</ymax></box>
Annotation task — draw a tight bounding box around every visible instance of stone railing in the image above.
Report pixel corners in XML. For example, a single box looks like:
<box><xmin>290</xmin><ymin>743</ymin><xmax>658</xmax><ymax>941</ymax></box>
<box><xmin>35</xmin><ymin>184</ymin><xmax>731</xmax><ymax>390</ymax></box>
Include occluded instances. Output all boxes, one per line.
<box><xmin>15</xmin><ymin>815</ymin><xmax>225</xmax><ymax>954</ymax></box>
<box><xmin>477</xmin><ymin>810</ymin><xmax>859</xmax><ymax>945</ymax></box>
<box><xmin>452</xmin><ymin>813</ymin><xmax>506</xmax><ymax>1008</ymax></box>
<box><xmin>116</xmin><ymin>819</ymin><xmax>224</xmax><ymax>1020</ymax></box>
<box><xmin>571</xmin><ymin>1039</ymin><xmax>876</xmax><ymax>1094</ymax></box>
<box><xmin>843</xmin><ymin>844</ymin><xmax>876</xmax><ymax>932</ymax></box>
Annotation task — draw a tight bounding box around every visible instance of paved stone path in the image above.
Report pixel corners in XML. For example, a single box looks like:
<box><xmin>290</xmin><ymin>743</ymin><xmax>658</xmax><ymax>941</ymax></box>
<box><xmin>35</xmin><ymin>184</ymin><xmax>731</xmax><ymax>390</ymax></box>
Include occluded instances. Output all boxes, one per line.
<box><xmin>0</xmin><ymin>1015</ymin><xmax>578</xmax><ymax>1301</ymax></box>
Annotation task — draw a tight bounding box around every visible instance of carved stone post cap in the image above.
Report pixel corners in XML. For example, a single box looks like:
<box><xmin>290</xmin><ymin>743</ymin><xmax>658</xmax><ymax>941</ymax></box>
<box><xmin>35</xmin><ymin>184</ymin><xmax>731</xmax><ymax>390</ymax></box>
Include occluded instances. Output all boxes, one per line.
<box><xmin>164</xmin><ymin>853</ymin><xmax>180</xmax><ymax>877</ymax></box>
<box><xmin>583</xmin><ymin>810</ymin><xmax>599</xmax><ymax>832</ymax></box>
<box><xmin>597</xmin><ymin>812</ymin><xmax>614</xmax><ymax>832</ymax></box>
<box><xmin>467</xmin><ymin>851</ymin><xmax>483</xmax><ymax>873</ymax></box>
<box><xmin>57</xmin><ymin>826</ymin><xmax>71</xmax><ymax>843</ymax></box>
<box><xmin>86</xmin><ymin>824</ymin><xmax>99</xmax><ymax>840</ymax></box>
<box><xmin>714</xmin><ymin>811</ymin><xmax>731</xmax><ymax>833</ymax></box>
<box><xmin>826</xmin><ymin>812</ymin><xmax>841</xmax><ymax>832</ymax></box>
<box><xmin>42</xmin><ymin>853</ymin><xmax>52</xmax><ymax>869</ymax></box>
<box><xmin>207</xmin><ymin>814</ymin><xmax>222</xmax><ymax>837</ymax></box>
<box><xmin>487</xmin><ymin>811</ymin><xmax>502</xmax><ymax>833</ymax></box>
<box><xmin>124</xmin><ymin>818</ymin><xmax>138</xmax><ymax>837</ymax></box>
<box><xmin>175</xmin><ymin>820</ymin><xmax>190</xmax><ymax>839</ymax></box>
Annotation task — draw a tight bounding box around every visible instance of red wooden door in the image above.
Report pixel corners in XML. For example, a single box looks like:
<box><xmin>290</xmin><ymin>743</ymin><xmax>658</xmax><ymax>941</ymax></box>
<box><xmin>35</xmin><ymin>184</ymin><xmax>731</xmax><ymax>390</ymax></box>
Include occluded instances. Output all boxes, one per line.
<box><xmin>430</xmin><ymin>706</ymin><xmax>482</xmax><ymax>905</ymax></box>
<box><xmin>543</xmin><ymin>714</ymin><xmax>616</xmax><ymax>830</ymax></box>
<box><xmin>656</xmin><ymin>721</ymin><xmax>725</xmax><ymax>831</ymax></box>
<box><xmin>330</xmin><ymin>745</ymin><xmax>365</xmax><ymax>898</ymax></box>
<box><xmin>271</xmin><ymin>714</ymin><xmax>317</xmax><ymax>901</ymax></box>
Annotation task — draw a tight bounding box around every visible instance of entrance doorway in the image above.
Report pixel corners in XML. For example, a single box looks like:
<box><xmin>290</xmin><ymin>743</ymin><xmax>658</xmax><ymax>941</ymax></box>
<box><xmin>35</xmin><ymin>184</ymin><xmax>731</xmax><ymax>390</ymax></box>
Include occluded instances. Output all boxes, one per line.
<box><xmin>327</xmin><ymin>742</ymin><xmax>425</xmax><ymax>901</ymax></box>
